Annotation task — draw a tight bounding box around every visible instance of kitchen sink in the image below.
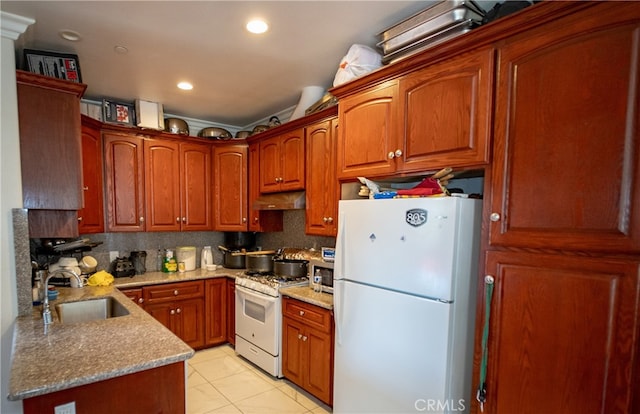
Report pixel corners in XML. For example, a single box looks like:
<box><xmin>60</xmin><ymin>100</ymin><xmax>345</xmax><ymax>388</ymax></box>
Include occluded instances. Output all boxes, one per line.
<box><xmin>55</xmin><ymin>297</ymin><xmax>130</xmax><ymax>324</ymax></box>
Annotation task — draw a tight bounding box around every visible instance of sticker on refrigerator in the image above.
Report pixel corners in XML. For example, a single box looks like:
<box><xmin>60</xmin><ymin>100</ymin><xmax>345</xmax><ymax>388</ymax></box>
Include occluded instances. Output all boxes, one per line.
<box><xmin>406</xmin><ymin>209</ymin><xmax>427</xmax><ymax>227</ymax></box>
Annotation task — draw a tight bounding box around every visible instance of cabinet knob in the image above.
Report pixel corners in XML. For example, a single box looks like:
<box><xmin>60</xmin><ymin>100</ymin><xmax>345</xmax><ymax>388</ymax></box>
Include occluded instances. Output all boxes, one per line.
<box><xmin>242</xmin><ymin>217</ymin><xmax>247</xmax><ymax>223</ymax></box>
<box><xmin>395</xmin><ymin>149</ymin><xmax>402</xmax><ymax>157</ymax></box>
<box><xmin>138</xmin><ymin>298</ymin><xmax>144</xmax><ymax>304</ymax></box>
<box><xmin>327</xmin><ymin>217</ymin><xmax>334</xmax><ymax>224</ymax></box>
<box><xmin>140</xmin><ymin>217</ymin><xmax>145</xmax><ymax>222</ymax></box>
<box><xmin>302</xmin><ymin>336</ymin><xmax>308</xmax><ymax>341</ymax></box>
<box><xmin>176</xmin><ymin>308</ymin><xmax>181</xmax><ymax>314</ymax></box>
<box><xmin>77</xmin><ymin>216</ymin><xmax>83</xmax><ymax>222</ymax></box>
<box><xmin>298</xmin><ymin>334</ymin><xmax>303</xmax><ymax>340</ymax></box>
<box><xmin>323</xmin><ymin>217</ymin><xmax>328</xmax><ymax>223</ymax></box>
<box><xmin>176</xmin><ymin>217</ymin><xmax>181</xmax><ymax>222</ymax></box>
<box><xmin>388</xmin><ymin>151</ymin><xmax>395</xmax><ymax>159</ymax></box>
<box><xmin>489</xmin><ymin>212</ymin><xmax>501</xmax><ymax>222</ymax></box>
<box><xmin>299</xmin><ymin>310</ymin><xmax>305</xmax><ymax>316</ymax></box>
<box><xmin>83</xmin><ymin>186</ymin><xmax>89</xmax><ymax>191</ymax></box>
<box><xmin>174</xmin><ymin>290</ymin><xmax>179</xmax><ymax>296</ymax></box>
<box><xmin>254</xmin><ymin>217</ymin><xmax>259</xmax><ymax>222</ymax></box>
<box><xmin>170</xmin><ymin>309</ymin><xmax>175</xmax><ymax>315</ymax></box>
<box><xmin>182</xmin><ymin>217</ymin><xmax>186</xmax><ymax>223</ymax></box>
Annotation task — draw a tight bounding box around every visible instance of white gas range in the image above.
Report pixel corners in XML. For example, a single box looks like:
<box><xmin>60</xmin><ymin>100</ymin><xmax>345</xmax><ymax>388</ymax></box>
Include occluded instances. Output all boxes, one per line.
<box><xmin>235</xmin><ymin>271</ymin><xmax>309</xmax><ymax>377</ymax></box>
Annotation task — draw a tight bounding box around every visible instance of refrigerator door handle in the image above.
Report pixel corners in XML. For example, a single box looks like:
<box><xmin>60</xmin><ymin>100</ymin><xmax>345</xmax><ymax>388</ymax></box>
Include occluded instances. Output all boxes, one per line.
<box><xmin>334</xmin><ymin>280</ymin><xmax>343</xmax><ymax>346</ymax></box>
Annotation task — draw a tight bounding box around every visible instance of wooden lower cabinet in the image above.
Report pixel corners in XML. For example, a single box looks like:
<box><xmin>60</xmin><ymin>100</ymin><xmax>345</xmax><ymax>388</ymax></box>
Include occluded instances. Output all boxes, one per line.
<box><xmin>282</xmin><ymin>296</ymin><xmax>333</xmax><ymax>406</ymax></box>
<box><xmin>119</xmin><ymin>287</ymin><xmax>143</xmax><ymax>306</ymax></box>
<box><xmin>226</xmin><ymin>279</ymin><xmax>236</xmax><ymax>345</ymax></box>
<box><xmin>143</xmin><ymin>281</ymin><xmax>205</xmax><ymax>349</ymax></box>
<box><xmin>483</xmin><ymin>251</ymin><xmax>639</xmax><ymax>413</ymax></box>
<box><xmin>205</xmin><ymin>278</ymin><xmax>227</xmax><ymax>346</ymax></box>
<box><xmin>22</xmin><ymin>361</ymin><xmax>185</xmax><ymax>414</ymax></box>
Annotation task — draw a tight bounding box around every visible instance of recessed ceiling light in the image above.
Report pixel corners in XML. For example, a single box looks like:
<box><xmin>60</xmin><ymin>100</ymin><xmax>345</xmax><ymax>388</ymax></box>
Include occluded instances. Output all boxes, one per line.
<box><xmin>114</xmin><ymin>45</ymin><xmax>129</xmax><ymax>54</ymax></box>
<box><xmin>177</xmin><ymin>82</ymin><xmax>193</xmax><ymax>91</ymax></box>
<box><xmin>59</xmin><ymin>29</ymin><xmax>81</xmax><ymax>42</ymax></box>
<box><xmin>246</xmin><ymin>19</ymin><xmax>268</xmax><ymax>34</ymax></box>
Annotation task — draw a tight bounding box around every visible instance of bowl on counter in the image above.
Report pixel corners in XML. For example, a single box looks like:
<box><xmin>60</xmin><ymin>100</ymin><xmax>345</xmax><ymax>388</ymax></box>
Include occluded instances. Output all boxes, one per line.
<box><xmin>164</xmin><ymin>118</ymin><xmax>190</xmax><ymax>135</ymax></box>
<box><xmin>198</xmin><ymin>127</ymin><xmax>232</xmax><ymax>140</ymax></box>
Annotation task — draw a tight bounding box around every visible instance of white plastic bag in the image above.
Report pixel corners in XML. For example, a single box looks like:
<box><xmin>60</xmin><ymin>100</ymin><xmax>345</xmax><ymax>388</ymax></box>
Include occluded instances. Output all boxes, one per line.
<box><xmin>333</xmin><ymin>44</ymin><xmax>382</xmax><ymax>87</ymax></box>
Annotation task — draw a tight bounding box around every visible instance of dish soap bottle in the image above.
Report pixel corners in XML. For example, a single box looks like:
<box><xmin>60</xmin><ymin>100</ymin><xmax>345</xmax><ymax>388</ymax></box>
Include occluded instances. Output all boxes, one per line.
<box><xmin>163</xmin><ymin>249</ymin><xmax>177</xmax><ymax>273</ymax></box>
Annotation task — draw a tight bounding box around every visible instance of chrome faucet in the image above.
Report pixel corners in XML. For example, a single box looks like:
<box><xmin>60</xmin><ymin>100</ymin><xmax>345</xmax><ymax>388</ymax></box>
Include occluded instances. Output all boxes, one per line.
<box><xmin>42</xmin><ymin>269</ymin><xmax>83</xmax><ymax>326</ymax></box>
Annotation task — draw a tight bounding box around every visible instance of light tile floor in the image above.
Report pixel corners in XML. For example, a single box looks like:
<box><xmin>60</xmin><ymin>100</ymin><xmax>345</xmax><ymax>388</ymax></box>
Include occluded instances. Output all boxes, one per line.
<box><xmin>187</xmin><ymin>344</ymin><xmax>333</xmax><ymax>414</ymax></box>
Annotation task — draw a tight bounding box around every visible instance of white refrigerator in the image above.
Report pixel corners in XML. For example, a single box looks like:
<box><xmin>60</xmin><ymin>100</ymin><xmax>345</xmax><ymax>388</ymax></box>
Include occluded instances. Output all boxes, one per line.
<box><xmin>333</xmin><ymin>197</ymin><xmax>482</xmax><ymax>414</ymax></box>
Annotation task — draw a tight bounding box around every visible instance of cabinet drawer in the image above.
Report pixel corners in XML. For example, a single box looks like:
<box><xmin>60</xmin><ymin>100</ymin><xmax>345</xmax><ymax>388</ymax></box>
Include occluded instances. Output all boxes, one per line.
<box><xmin>143</xmin><ymin>281</ymin><xmax>204</xmax><ymax>304</ymax></box>
<box><xmin>283</xmin><ymin>297</ymin><xmax>332</xmax><ymax>333</ymax></box>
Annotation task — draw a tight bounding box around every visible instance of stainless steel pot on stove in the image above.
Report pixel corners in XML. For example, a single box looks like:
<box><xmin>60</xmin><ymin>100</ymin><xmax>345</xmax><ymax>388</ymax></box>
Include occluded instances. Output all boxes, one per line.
<box><xmin>218</xmin><ymin>246</ymin><xmax>246</xmax><ymax>269</ymax></box>
<box><xmin>245</xmin><ymin>253</ymin><xmax>275</xmax><ymax>273</ymax></box>
<box><xmin>274</xmin><ymin>259</ymin><xmax>308</xmax><ymax>278</ymax></box>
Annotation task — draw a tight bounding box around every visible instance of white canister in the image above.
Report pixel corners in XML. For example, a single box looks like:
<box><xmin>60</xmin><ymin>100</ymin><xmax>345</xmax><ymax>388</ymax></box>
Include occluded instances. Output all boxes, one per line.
<box><xmin>176</xmin><ymin>246</ymin><xmax>196</xmax><ymax>271</ymax></box>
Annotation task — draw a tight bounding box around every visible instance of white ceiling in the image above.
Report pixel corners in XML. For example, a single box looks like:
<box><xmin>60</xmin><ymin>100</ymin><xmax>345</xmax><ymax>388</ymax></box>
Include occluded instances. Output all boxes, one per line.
<box><xmin>2</xmin><ymin>1</ymin><xmax>497</xmax><ymax>128</ymax></box>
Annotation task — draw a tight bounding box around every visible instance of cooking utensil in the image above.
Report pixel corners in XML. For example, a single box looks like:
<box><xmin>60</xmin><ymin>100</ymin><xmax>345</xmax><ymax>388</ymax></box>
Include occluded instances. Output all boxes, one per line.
<box><xmin>274</xmin><ymin>259</ymin><xmax>308</xmax><ymax>278</ymax></box>
<box><xmin>432</xmin><ymin>167</ymin><xmax>453</xmax><ymax>179</ymax></box>
<box><xmin>240</xmin><ymin>250</ymin><xmax>277</xmax><ymax>256</ymax></box>
<box><xmin>164</xmin><ymin>118</ymin><xmax>189</xmax><ymax>135</ymax></box>
<box><xmin>246</xmin><ymin>254</ymin><xmax>275</xmax><ymax>273</ymax></box>
<box><xmin>198</xmin><ymin>127</ymin><xmax>232</xmax><ymax>140</ymax></box>
<box><xmin>222</xmin><ymin>251</ymin><xmax>245</xmax><ymax>269</ymax></box>
<box><xmin>235</xmin><ymin>130</ymin><xmax>252</xmax><ymax>139</ymax></box>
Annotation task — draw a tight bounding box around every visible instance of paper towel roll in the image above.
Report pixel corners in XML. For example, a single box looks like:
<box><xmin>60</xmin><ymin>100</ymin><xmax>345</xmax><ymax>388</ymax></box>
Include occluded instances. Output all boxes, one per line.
<box><xmin>288</xmin><ymin>86</ymin><xmax>325</xmax><ymax>121</ymax></box>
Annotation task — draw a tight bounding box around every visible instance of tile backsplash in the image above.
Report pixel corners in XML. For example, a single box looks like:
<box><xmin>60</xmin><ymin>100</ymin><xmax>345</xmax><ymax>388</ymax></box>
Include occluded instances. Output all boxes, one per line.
<box><xmin>34</xmin><ymin>210</ymin><xmax>335</xmax><ymax>275</ymax></box>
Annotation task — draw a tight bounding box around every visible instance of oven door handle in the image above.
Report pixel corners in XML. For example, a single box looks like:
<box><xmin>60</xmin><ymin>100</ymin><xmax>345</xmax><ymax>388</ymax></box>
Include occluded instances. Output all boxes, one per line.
<box><xmin>236</xmin><ymin>285</ymin><xmax>278</xmax><ymax>306</ymax></box>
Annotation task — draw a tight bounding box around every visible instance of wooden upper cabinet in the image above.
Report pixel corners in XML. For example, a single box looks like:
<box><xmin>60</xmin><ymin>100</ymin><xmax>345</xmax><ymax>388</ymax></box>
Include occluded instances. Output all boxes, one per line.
<box><xmin>488</xmin><ymin>4</ymin><xmax>640</xmax><ymax>253</ymax></box>
<box><xmin>180</xmin><ymin>142</ymin><xmax>212</xmax><ymax>231</ymax></box>
<box><xmin>144</xmin><ymin>139</ymin><xmax>181</xmax><ymax>231</ymax></box>
<box><xmin>78</xmin><ymin>116</ymin><xmax>104</xmax><ymax>234</ymax></box>
<box><xmin>259</xmin><ymin>129</ymin><xmax>305</xmax><ymax>193</ymax></box>
<box><xmin>145</xmin><ymin>139</ymin><xmax>212</xmax><ymax>232</ymax></box>
<box><xmin>248</xmin><ymin>142</ymin><xmax>283</xmax><ymax>232</ymax></box>
<box><xmin>305</xmin><ymin>117</ymin><xmax>339</xmax><ymax>236</ymax></box>
<box><xmin>398</xmin><ymin>48</ymin><xmax>493</xmax><ymax>172</ymax></box>
<box><xmin>17</xmin><ymin>71</ymin><xmax>86</xmax><ymax>210</ymax></box>
<box><xmin>104</xmin><ymin>133</ymin><xmax>145</xmax><ymax>232</ymax></box>
<box><xmin>336</xmin><ymin>80</ymin><xmax>399</xmax><ymax>179</ymax></box>
<box><xmin>213</xmin><ymin>143</ymin><xmax>248</xmax><ymax>231</ymax></box>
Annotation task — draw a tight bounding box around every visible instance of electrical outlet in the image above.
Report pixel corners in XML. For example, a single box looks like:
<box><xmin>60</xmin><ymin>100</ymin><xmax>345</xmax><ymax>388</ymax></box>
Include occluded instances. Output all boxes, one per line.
<box><xmin>109</xmin><ymin>251</ymin><xmax>119</xmax><ymax>261</ymax></box>
<box><xmin>54</xmin><ymin>401</ymin><xmax>76</xmax><ymax>414</ymax></box>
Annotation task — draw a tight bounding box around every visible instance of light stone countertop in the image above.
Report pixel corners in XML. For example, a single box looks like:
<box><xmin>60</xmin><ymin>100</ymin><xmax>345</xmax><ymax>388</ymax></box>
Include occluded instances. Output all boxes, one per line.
<box><xmin>111</xmin><ymin>267</ymin><xmax>245</xmax><ymax>288</ymax></box>
<box><xmin>280</xmin><ymin>285</ymin><xmax>334</xmax><ymax>310</ymax></box>
<box><xmin>8</xmin><ymin>267</ymin><xmax>244</xmax><ymax>401</ymax></box>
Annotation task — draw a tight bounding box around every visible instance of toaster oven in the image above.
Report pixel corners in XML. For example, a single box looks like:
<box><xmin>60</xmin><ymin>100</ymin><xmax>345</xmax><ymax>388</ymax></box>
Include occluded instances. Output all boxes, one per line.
<box><xmin>308</xmin><ymin>260</ymin><xmax>334</xmax><ymax>294</ymax></box>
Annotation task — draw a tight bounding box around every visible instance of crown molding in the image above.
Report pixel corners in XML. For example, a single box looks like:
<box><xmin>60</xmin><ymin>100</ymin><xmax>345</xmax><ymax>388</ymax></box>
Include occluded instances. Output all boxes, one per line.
<box><xmin>1</xmin><ymin>11</ymin><xmax>34</xmax><ymax>41</ymax></box>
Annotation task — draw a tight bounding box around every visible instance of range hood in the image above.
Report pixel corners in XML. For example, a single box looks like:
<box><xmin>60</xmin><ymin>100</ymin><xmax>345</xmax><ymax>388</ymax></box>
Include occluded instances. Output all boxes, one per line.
<box><xmin>252</xmin><ymin>191</ymin><xmax>306</xmax><ymax>210</ymax></box>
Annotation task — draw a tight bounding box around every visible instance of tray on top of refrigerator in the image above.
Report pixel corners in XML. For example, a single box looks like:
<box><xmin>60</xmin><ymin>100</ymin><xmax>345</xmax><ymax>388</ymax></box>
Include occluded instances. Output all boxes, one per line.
<box><xmin>377</xmin><ymin>0</ymin><xmax>485</xmax><ymax>57</ymax></box>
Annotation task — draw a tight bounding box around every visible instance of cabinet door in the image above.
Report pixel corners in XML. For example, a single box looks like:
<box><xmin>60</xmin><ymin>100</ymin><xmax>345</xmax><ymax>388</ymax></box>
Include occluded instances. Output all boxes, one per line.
<box><xmin>226</xmin><ymin>279</ymin><xmax>236</xmax><ymax>345</ymax></box>
<box><xmin>78</xmin><ymin>120</ymin><xmax>104</xmax><ymax>234</ymax></box>
<box><xmin>213</xmin><ymin>144</ymin><xmax>248</xmax><ymax>231</ymax></box>
<box><xmin>145</xmin><ymin>139</ymin><xmax>181</xmax><ymax>231</ymax></box>
<box><xmin>17</xmin><ymin>71</ymin><xmax>85</xmax><ymax>210</ymax></box>
<box><xmin>280</xmin><ymin>128</ymin><xmax>305</xmax><ymax>191</ymax></box>
<box><xmin>489</xmin><ymin>6</ymin><xmax>640</xmax><ymax>253</ymax></box>
<box><xmin>205</xmin><ymin>278</ymin><xmax>227</xmax><ymax>346</ymax></box>
<box><xmin>398</xmin><ymin>48</ymin><xmax>493</xmax><ymax>173</ymax></box>
<box><xmin>181</xmin><ymin>142</ymin><xmax>212</xmax><ymax>230</ymax></box>
<box><xmin>282</xmin><ymin>316</ymin><xmax>305</xmax><ymax>386</ymax></box>
<box><xmin>259</xmin><ymin>137</ymin><xmax>282</xmax><ymax>193</ymax></box>
<box><xmin>305</xmin><ymin>326</ymin><xmax>333</xmax><ymax>405</ymax></box>
<box><xmin>483</xmin><ymin>251</ymin><xmax>639</xmax><ymax>414</ymax></box>
<box><xmin>248</xmin><ymin>143</ymin><xmax>283</xmax><ymax>232</ymax></box>
<box><xmin>104</xmin><ymin>133</ymin><xmax>145</xmax><ymax>231</ymax></box>
<box><xmin>176</xmin><ymin>298</ymin><xmax>205</xmax><ymax>349</ymax></box>
<box><xmin>337</xmin><ymin>80</ymin><xmax>399</xmax><ymax>179</ymax></box>
<box><xmin>305</xmin><ymin>118</ymin><xmax>338</xmax><ymax>236</ymax></box>
<box><xmin>145</xmin><ymin>302</ymin><xmax>175</xmax><ymax>333</ymax></box>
